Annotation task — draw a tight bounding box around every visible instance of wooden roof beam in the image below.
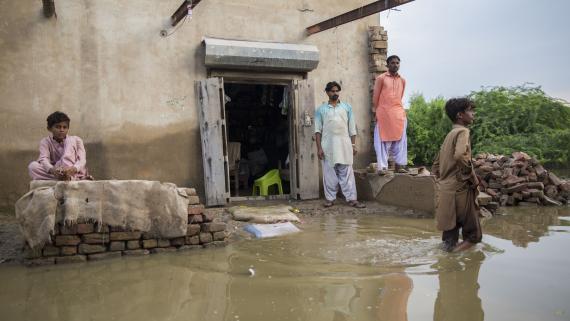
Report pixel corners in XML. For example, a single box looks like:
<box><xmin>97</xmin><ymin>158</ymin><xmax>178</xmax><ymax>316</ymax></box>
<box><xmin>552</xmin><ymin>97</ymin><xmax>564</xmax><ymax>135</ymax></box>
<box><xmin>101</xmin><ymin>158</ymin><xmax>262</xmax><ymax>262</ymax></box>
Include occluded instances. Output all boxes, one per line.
<box><xmin>171</xmin><ymin>0</ymin><xmax>202</xmax><ymax>27</ymax></box>
<box><xmin>306</xmin><ymin>0</ymin><xmax>415</xmax><ymax>36</ymax></box>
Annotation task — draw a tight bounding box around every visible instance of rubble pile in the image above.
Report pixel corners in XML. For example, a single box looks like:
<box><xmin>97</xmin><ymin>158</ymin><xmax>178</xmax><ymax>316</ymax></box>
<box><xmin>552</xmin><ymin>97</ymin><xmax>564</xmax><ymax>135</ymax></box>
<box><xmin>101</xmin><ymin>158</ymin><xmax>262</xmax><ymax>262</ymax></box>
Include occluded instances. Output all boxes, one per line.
<box><xmin>474</xmin><ymin>152</ymin><xmax>570</xmax><ymax>208</ymax></box>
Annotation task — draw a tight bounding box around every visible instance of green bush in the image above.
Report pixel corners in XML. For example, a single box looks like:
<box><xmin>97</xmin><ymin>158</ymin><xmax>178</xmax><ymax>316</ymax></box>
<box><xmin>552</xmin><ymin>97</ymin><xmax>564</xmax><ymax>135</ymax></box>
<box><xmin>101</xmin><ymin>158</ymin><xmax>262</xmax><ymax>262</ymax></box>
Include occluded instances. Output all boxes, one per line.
<box><xmin>407</xmin><ymin>85</ymin><xmax>570</xmax><ymax>166</ymax></box>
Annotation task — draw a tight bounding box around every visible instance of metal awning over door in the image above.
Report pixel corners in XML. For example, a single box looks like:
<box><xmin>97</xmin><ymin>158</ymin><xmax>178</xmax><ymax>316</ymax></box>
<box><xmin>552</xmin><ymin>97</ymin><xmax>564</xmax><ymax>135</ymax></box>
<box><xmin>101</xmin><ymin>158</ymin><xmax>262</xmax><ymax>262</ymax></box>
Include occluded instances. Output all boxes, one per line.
<box><xmin>203</xmin><ymin>37</ymin><xmax>319</xmax><ymax>72</ymax></box>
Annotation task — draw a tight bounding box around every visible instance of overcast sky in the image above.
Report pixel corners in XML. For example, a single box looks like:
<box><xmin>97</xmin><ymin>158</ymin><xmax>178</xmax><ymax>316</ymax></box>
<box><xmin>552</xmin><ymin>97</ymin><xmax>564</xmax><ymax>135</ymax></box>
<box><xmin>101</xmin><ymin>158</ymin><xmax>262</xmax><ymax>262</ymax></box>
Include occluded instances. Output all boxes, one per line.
<box><xmin>378</xmin><ymin>0</ymin><xmax>570</xmax><ymax>106</ymax></box>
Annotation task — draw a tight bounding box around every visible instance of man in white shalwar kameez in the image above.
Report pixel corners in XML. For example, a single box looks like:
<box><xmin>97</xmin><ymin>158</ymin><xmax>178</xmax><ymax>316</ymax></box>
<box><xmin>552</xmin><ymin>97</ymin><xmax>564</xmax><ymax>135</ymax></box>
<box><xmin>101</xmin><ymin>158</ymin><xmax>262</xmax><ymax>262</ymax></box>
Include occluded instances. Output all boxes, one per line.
<box><xmin>315</xmin><ymin>81</ymin><xmax>365</xmax><ymax>208</ymax></box>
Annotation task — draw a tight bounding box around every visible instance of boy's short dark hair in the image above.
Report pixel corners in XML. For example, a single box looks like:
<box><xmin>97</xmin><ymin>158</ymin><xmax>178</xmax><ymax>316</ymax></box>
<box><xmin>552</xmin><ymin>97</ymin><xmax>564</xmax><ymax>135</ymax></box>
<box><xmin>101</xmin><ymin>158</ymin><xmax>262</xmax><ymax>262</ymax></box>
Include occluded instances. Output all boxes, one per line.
<box><xmin>325</xmin><ymin>81</ymin><xmax>341</xmax><ymax>92</ymax></box>
<box><xmin>387</xmin><ymin>55</ymin><xmax>400</xmax><ymax>63</ymax></box>
<box><xmin>445</xmin><ymin>98</ymin><xmax>475</xmax><ymax>122</ymax></box>
<box><xmin>47</xmin><ymin>111</ymin><xmax>70</xmax><ymax>128</ymax></box>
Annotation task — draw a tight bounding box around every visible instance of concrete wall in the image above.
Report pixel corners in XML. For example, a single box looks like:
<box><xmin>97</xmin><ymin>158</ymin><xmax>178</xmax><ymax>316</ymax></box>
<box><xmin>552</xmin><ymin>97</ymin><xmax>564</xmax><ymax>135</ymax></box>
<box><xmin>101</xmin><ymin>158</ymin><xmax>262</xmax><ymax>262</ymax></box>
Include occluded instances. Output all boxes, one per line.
<box><xmin>0</xmin><ymin>0</ymin><xmax>377</xmax><ymax>208</ymax></box>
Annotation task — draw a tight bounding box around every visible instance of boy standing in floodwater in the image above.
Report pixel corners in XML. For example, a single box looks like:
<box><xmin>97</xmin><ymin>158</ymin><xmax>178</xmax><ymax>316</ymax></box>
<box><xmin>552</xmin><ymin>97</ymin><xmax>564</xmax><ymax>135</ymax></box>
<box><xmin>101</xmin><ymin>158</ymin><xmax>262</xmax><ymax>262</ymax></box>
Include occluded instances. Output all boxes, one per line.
<box><xmin>28</xmin><ymin>111</ymin><xmax>91</xmax><ymax>181</ymax></box>
<box><xmin>432</xmin><ymin>98</ymin><xmax>482</xmax><ymax>252</ymax></box>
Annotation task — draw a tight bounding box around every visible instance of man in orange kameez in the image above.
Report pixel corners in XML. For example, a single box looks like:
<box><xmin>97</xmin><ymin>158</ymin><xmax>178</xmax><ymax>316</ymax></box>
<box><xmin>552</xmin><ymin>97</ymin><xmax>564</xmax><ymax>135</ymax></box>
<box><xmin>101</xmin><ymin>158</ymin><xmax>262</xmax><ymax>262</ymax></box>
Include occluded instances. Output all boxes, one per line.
<box><xmin>372</xmin><ymin>55</ymin><xmax>408</xmax><ymax>174</ymax></box>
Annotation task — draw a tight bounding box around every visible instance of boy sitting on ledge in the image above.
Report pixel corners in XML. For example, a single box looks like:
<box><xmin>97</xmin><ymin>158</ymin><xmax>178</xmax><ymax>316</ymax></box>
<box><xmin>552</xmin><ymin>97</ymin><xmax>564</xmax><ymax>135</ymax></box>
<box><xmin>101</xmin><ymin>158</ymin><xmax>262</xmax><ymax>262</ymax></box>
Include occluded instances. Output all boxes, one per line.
<box><xmin>28</xmin><ymin>111</ymin><xmax>92</xmax><ymax>181</ymax></box>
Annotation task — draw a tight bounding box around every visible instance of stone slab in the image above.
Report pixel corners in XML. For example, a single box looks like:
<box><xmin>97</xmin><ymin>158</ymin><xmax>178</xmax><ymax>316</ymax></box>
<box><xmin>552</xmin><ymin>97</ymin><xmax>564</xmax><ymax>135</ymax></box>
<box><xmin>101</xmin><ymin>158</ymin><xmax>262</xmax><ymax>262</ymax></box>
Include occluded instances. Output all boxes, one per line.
<box><xmin>150</xmin><ymin>247</ymin><xmax>177</xmax><ymax>254</ymax></box>
<box><xmin>79</xmin><ymin>244</ymin><xmax>106</xmax><ymax>254</ymax></box>
<box><xmin>82</xmin><ymin>233</ymin><xmax>109</xmax><ymax>244</ymax></box>
<box><xmin>25</xmin><ymin>257</ymin><xmax>56</xmax><ymax>266</ymax></box>
<box><xmin>60</xmin><ymin>246</ymin><xmax>78</xmax><ymax>256</ymax></box>
<box><xmin>109</xmin><ymin>241</ymin><xmax>126</xmax><ymax>251</ymax></box>
<box><xmin>122</xmin><ymin>249</ymin><xmax>150</xmax><ymax>256</ymax></box>
<box><xmin>126</xmin><ymin>240</ymin><xmax>141</xmax><ymax>250</ymax></box>
<box><xmin>199</xmin><ymin>233</ymin><xmax>213</xmax><ymax>244</ymax></box>
<box><xmin>178</xmin><ymin>245</ymin><xmax>203</xmax><ymax>251</ymax></box>
<box><xmin>42</xmin><ymin>245</ymin><xmax>60</xmax><ymax>257</ymax></box>
<box><xmin>88</xmin><ymin>252</ymin><xmax>122</xmax><ymax>261</ymax></box>
<box><xmin>188</xmin><ymin>205</ymin><xmax>205</xmax><ymax>215</ymax></box>
<box><xmin>55</xmin><ymin>235</ymin><xmax>81</xmax><ymax>246</ymax></box>
<box><xmin>110</xmin><ymin>232</ymin><xmax>142</xmax><ymax>241</ymax></box>
<box><xmin>201</xmin><ymin>222</ymin><xmax>226</xmax><ymax>233</ymax></box>
<box><xmin>142</xmin><ymin>239</ymin><xmax>158</xmax><ymax>249</ymax></box>
<box><xmin>55</xmin><ymin>255</ymin><xmax>87</xmax><ymax>264</ymax></box>
<box><xmin>187</xmin><ymin>224</ymin><xmax>201</xmax><ymax>236</ymax></box>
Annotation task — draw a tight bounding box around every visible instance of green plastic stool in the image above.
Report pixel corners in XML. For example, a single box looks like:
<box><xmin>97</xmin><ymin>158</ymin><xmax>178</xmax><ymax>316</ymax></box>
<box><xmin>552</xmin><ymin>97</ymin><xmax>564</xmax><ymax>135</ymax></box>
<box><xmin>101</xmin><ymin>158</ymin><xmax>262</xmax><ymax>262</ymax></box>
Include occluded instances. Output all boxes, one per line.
<box><xmin>252</xmin><ymin>169</ymin><xmax>283</xmax><ymax>196</ymax></box>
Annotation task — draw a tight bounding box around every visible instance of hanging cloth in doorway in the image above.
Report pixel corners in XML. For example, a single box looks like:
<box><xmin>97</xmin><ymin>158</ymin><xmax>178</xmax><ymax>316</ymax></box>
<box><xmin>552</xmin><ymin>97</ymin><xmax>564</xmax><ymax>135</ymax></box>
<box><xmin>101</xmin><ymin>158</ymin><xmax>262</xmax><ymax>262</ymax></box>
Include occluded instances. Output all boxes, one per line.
<box><xmin>279</xmin><ymin>86</ymin><xmax>289</xmax><ymax>115</ymax></box>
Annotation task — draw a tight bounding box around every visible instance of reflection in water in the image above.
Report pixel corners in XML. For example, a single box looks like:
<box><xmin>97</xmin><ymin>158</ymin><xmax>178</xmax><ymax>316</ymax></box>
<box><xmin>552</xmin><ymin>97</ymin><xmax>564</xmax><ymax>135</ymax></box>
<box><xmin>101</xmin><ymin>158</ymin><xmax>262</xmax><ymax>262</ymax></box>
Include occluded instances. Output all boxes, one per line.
<box><xmin>377</xmin><ymin>273</ymin><xmax>413</xmax><ymax>321</ymax></box>
<box><xmin>223</xmin><ymin>216</ymin><xmax>432</xmax><ymax>321</ymax></box>
<box><xmin>484</xmin><ymin>206</ymin><xmax>570</xmax><ymax>247</ymax></box>
<box><xmin>433</xmin><ymin>252</ymin><xmax>485</xmax><ymax>321</ymax></box>
<box><xmin>0</xmin><ymin>254</ymin><xmax>230</xmax><ymax>321</ymax></box>
<box><xmin>0</xmin><ymin>208</ymin><xmax>569</xmax><ymax>321</ymax></box>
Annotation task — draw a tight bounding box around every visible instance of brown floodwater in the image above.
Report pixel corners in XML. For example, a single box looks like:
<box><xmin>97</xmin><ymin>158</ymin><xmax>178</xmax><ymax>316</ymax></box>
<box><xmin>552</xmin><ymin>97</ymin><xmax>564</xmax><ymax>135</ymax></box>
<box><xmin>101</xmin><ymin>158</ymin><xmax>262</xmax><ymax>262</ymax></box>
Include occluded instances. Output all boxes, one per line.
<box><xmin>0</xmin><ymin>206</ymin><xmax>569</xmax><ymax>321</ymax></box>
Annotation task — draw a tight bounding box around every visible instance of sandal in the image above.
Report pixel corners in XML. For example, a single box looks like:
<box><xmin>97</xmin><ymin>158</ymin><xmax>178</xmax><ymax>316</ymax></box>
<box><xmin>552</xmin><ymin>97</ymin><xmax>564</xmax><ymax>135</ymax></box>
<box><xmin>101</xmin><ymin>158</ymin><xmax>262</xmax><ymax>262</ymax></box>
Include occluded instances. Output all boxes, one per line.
<box><xmin>395</xmin><ymin>165</ymin><xmax>409</xmax><ymax>174</ymax></box>
<box><xmin>323</xmin><ymin>200</ymin><xmax>335</xmax><ymax>208</ymax></box>
<box><xmin>348</xmin><ymin>200</ymin><xmax>366</xmax><ymax>208</ymax></box>
<box><xmin>378</xmin><ymin>169</ymin><xmax>390</xmax><ymax>176</ymax></box>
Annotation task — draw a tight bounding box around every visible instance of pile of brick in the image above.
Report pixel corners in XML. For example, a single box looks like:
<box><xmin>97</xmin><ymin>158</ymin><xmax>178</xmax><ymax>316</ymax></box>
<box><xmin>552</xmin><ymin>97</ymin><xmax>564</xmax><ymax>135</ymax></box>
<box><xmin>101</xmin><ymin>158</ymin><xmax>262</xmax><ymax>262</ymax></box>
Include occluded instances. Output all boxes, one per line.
<box><xmin>368</xmin><ymin>25</ymin><xmax>388</xmax><ymax>160</ymax></box>
<box><xmin>474</xmin><ymin>152</ymin><xmax>570</xmax><ymax>208</ymax></box>
<box><xmin>24</xmin><ymin>188</ymin><xmax>228</xmax><ymax>266</ymax></box>
<box><xmin>368</xmin><ymin>26</ymin><xmax>389</xmax><ymax>90</ymax></box>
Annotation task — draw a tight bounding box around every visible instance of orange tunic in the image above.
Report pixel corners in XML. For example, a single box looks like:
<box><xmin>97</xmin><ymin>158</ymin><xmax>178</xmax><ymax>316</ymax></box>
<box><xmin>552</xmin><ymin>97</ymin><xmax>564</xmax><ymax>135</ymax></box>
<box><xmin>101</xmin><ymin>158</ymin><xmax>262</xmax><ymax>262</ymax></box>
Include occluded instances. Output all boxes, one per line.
<box><xmin>373</xmin><ymin>72</ymin><xmax>406</xmax><ymax>141</ymax></box>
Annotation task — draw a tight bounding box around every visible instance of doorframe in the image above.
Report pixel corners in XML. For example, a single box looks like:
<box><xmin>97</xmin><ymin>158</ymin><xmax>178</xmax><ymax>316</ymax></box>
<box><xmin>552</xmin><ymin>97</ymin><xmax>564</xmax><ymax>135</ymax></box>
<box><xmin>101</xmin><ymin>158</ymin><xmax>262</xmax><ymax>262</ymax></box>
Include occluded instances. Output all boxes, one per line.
<box><xmin>208</xmin><ymin>69</ymin><xmax>307</xmax><ymax>202</ymax></box>
<box><xmin>208</xmin><ymin>69</ymin><xmax>306</xmax><ymax>84</ymax></box>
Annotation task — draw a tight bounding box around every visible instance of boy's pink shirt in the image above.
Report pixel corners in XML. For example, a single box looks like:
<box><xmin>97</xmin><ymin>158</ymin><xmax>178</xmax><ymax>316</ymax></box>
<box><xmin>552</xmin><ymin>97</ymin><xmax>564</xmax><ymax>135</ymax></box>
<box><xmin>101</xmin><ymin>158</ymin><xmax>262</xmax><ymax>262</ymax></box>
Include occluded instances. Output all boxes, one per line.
<box><xmin>37</xmin><ymin>135</ymin><xmax>87</xmax><ymax>174</ymax></box>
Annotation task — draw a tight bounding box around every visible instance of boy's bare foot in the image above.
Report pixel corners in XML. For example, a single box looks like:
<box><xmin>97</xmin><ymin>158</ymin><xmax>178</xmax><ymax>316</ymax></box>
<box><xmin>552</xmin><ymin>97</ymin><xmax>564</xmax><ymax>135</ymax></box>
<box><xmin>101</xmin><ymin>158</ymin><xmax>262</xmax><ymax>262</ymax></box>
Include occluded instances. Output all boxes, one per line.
<box><xmin>452</xmin><ymin>241</ymin><xmax>475</xmax><ymax>252</ymax></box>
<box><xmin>441</xmin><ymin>241</ymin><xmax>456</xmax><ymax>252</ymax></box>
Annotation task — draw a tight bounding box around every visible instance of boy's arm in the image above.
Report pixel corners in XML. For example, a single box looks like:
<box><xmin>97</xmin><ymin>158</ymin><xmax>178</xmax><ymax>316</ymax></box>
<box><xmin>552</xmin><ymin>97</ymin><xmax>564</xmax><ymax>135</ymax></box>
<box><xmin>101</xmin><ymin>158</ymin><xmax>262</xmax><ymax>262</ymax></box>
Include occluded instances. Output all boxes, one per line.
<box><xmin>38</xmin><ymin>139</ymin><xmax>55</xmax><ymax>173</ymax></box>
<box><xmin>453</xmin><ymin>130</ymin><xmax>471</xmax><ymax>168</ymax></box>
<box><xmin>61</xmin><ymin>137</ymin><xmax>86</xmax><ymax>172</ymax></box>
<box><xmin>432</xmin><ymin>152</ymin><xmax>440</xmax><ymax>179</ymax></box>
<box><xmin>454</xmin><ymin>130</ymin><xmax>479</xmax><ymax>186</ymax></box>
<box><xmin>72</xmin><ymin>137</ymin><xmax>87</xmax><ymax>171</ymax></box>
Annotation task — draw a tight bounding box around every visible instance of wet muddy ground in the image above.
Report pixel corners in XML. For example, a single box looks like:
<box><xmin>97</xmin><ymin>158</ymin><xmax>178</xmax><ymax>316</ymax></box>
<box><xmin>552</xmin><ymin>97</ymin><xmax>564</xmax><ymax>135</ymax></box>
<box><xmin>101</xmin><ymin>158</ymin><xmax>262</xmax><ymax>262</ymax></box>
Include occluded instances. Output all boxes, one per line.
<box><xmin>1</xmin><ymin>203</ymin><xmax>569</xmax><ymax>321</ymax></box>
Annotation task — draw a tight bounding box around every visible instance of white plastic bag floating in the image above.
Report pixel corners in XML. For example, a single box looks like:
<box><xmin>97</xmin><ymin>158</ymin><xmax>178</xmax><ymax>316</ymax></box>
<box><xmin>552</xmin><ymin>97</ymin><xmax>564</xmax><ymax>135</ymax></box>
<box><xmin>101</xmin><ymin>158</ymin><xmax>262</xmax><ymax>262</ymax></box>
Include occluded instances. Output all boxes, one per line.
<box><xmin>244</xmin><ymin>222</ymin><xmax>300</xmax><ymax>238</ymax></box>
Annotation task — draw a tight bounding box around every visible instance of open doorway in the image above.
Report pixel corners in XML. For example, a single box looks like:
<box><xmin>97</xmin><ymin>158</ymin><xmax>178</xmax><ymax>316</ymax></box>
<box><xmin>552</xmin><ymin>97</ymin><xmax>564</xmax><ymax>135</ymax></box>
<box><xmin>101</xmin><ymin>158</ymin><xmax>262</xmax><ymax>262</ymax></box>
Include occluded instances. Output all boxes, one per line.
<box><xmin>196</xmin><ymin>77</ymin><xmax>318</xmax><ymax>206</ymax></box>
<box><xmin>224</xmin><ymin>83</ymin><xmax>291</xmax><ymax>197</ymax></box>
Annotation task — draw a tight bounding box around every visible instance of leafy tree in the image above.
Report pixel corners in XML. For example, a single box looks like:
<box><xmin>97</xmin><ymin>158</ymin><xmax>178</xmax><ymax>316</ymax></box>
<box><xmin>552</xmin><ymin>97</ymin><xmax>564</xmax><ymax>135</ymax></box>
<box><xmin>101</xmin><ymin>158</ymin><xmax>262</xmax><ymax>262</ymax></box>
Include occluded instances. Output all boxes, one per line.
<box><xmin>406</xmin><ymin>94</ymin><xmax>450</xmax><ymax>165</ymax></box>
<box><xmin>407</xmin><ymin>85</ymin><xmax>570</xmax><ymax>166</ymax></box>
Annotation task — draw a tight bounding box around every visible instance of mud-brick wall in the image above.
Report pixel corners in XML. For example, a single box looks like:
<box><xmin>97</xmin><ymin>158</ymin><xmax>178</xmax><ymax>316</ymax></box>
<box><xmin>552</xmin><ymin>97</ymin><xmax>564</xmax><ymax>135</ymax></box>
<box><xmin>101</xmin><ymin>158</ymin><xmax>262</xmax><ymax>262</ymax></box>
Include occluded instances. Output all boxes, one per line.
<box><xmin>23</xmin><ymin>189</ymin><xmax>228</xmax><ymax>266</ymax></box>
<box><xmin>0</xmin><ymin>0</ymin><xmax>378</xmax><ymax>208</ymax></box>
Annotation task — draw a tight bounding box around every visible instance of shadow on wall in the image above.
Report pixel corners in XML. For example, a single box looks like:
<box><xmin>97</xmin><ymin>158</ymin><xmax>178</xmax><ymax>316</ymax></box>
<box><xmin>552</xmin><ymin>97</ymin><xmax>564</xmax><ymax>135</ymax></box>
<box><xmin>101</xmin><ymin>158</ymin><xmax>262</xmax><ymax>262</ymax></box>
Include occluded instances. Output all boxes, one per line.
<box><xmin>0</xmin><ymin>127</ymin><xmax>204</xmax><ymax>210</ymax></box>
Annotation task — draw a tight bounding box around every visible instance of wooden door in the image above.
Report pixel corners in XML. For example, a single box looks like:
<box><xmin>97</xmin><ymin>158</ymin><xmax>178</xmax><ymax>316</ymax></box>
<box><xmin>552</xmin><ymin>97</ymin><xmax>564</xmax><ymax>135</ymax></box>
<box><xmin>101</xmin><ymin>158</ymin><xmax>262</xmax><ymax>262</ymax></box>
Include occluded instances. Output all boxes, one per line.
<box><xmin>196</xmin><ymin>78</ymin><xmax>230</xmax><ymax>206</ymax></box>
<box><xmin>289</xmin><ymin>79</ymin><xmax>319</xmax><ymax>199</ymax></box>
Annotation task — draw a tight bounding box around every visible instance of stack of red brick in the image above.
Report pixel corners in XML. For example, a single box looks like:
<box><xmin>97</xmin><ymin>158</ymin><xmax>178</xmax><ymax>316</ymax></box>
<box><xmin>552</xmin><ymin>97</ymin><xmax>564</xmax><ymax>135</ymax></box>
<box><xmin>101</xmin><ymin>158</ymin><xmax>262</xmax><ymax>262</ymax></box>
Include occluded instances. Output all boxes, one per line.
<box><xmin>474</xmin><ymin>152</ymin><xmax>570</xmax><ymax>208</ymax></box>
<box><xmin>24</xmin><ymin>188</ymin><xmax>227</xmax><ymax>266</ymax></box>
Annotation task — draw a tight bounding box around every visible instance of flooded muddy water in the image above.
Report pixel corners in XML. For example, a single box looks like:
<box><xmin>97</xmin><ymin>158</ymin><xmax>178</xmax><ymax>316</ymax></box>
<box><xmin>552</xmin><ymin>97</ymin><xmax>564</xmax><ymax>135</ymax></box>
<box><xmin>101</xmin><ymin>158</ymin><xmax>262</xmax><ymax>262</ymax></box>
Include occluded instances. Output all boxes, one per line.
<box><xmin>0</xmin><ymin>206</ymin><xmax>569</xmax><ymax>321</ymax></box>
